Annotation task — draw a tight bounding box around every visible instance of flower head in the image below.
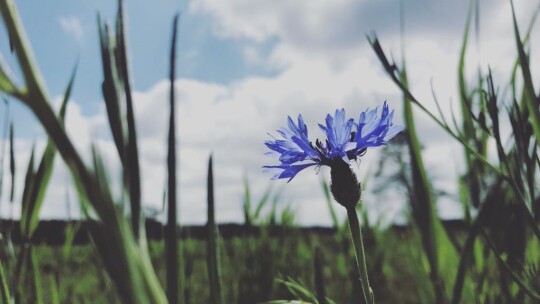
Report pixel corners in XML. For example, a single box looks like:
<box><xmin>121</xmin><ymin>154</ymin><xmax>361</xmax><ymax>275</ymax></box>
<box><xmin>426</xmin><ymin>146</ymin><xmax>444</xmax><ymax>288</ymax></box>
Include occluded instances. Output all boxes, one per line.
<box><xmin>264</xmin><ymin>102</ymin><xmax>404</xmax><ymax>182</ymax></box>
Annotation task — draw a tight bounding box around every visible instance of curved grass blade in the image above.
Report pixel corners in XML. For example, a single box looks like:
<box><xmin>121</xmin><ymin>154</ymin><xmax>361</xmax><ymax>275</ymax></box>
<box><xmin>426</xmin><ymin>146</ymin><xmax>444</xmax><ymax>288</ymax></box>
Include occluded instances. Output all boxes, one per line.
<box><xmin>115</xmin><ymin>0</ymin><xmax>142</xmax><ymax>239</ymax></box>
<box><xmin>97</xmin><ymin>14</ymin><xmax>126</xmax><ymax>165</ymax></box>
<box><xmin>29</xmin><ymin>247</ymin><xmax>43</xmax><ymax>304</ymax></box>
<box><xmin>0</xmin><ymin>260</ymin><xmax>9</xmax><ymax>304</ymax></box>
<box><xmin>400</xmin><ymin>66</ymin><xmax>446</xmax><ymax>303</ymax></box>
<box><xmin>243</xmin><ymin>177</ymin><xmax>252</xmax><ymax>226</ymax></box>
<box><xmin>21</xmin><ymin>64</ymin><xmax>75</xmax><ymax>238</ymax></box>
<box><xmin>510</xmin><ymin>0</ymin><xmax>540</xmax><ymax>148</ymax></box>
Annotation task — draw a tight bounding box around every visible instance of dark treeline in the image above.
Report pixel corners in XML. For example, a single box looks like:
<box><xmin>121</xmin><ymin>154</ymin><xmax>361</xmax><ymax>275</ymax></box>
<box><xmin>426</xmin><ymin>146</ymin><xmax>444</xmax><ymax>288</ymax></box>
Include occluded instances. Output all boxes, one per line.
<box><xmin>0</xmin><ymin>219</ymin><xmax>467</xmax><ymax>246</ymax></box>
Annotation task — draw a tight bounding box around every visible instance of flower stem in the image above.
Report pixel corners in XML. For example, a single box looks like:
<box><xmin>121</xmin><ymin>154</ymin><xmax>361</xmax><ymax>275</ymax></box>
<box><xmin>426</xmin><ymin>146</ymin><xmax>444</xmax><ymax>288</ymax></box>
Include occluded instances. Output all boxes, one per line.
<box><xmin>346</xmin><ymin>206</ymin><xmax>374</xmax><ymax>304</ymax></box>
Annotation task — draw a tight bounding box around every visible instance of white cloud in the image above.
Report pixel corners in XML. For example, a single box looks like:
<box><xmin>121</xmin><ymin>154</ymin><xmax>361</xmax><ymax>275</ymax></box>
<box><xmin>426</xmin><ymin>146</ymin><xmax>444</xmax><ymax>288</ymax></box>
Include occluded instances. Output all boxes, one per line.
<box><xmin>58</xmin><ymin>16</ymin><xmax>84</xmax><ymax>43</ymax></box>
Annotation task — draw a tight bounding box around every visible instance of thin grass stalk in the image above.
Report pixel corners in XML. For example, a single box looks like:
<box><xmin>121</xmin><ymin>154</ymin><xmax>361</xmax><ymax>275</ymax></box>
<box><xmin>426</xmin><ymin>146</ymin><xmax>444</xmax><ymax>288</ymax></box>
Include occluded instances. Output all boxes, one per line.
<box><xmin>0</xmin><ymin>261</ymin><xmax>8</xmax><ymax>304</ymax></box>
<box><xmin>97</xmin><ymin>15</ymin><xmax>126</xmax><ymax>166</ymax></box>
<box><xmin>9</xmin><ymin>122</ymin><xmax>14</xmax><ymax>203</ymax></box>
<box><xmin>29</xmin><ymin>247</ymin><xmax>43</xmax><ymax>304</ymax></box>
<box><xmin>48</xmin><ymin>274</ymin><xmax>59</xmax><ymax>304</ymax></box>
<box><xmin>207</xmin><ymin>155</ymin><xmax>223</xmax><ymax>304</ymax></box>
<box><xmin>314</xmin><ymin>246</ymin><xmax>327</xmax><ymax>304</ymax></box>
<box><xmin>400</xmin><ymin>67</ymin><xmax>445</xmax><ymax>303</ymax></box>
<box><xmin>458</xmin><ymin>2</ymin><xmax>484</xmax><ymax>209</ymax></box>
<box><xmin>243</xmin><ymin>177</ymin><xmax>252</xmax><ymax>226</ymax></box>
<box><xmin>115</xmin><ymin>0</ymin><xmax>142</xmax><ymax>239</ymax></box>
<box><xmin>346</xmin><ymin>207</ymin><xmax>373</xmax><ymax>304</ymax></box>
<box><xmin>510</xmin><ymin>1</ymin><xmax>540</xmax><ymax>148</ymax></box>
<box><xmin>165</xmin><ymin>13</ymin><xmax>180</xmax><ymax>304</ymax></box>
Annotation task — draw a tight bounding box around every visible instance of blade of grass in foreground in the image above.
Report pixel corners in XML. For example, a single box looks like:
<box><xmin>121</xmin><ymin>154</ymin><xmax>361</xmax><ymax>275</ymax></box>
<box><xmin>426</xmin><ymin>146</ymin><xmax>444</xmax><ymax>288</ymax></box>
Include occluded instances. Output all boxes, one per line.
<box><xmin>9</xmin><ymin>121</ymin><xmax>14</xmax><ymax>203</ymax></box>
<box><xmin>207</xmin><ymin>155</ymin><xmax>223</xmax><ymax>304</ymax></box>
<box><xmin>314</xmin><ymin>246</ymin><xmax>327</xmax><ymax>304</ymax></box>
<box><xmin>165</xmin><ymin>12</ymin><xmax>181</xmax><ymax>304</ymax></box>
<box><xmin>400</xmin><ymin>65</ymin><xmax>446</xmax><ymax>303</ymax></box>
<box><xmin>21</xmin><ymin>64</ymin><xmax>74</xmax><ymax>238</ymax></box>
<box><xmin>115</xmin><ymin>0</ymin><xmax>142</xmax><ymax>240</ymax></box>
<box><xmin>0</xmin><ymin>260</ymin><xmax>10</xmax><ymax>304</ymax></box>
<box><xmin>510</xmin><ymin>0</ymin><xmax>540</xmax><ymax>148</ymax></box>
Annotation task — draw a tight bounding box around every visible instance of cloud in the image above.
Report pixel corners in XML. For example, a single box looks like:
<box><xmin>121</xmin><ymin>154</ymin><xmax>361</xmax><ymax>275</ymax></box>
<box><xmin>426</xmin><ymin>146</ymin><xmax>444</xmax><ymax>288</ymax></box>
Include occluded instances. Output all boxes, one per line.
<box><xmin>58</xmin><ymin>16</ymin><xmax>84</xmax><ymax>43</ymax></box>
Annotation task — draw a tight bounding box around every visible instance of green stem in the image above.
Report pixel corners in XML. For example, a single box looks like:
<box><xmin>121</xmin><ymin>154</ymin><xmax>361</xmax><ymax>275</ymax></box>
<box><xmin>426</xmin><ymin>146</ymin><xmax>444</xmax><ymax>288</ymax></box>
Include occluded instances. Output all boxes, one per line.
<box><xmin>346</xmin><ymin>207</ymin><xmax>374</xmax><ymax>304</ymax></box>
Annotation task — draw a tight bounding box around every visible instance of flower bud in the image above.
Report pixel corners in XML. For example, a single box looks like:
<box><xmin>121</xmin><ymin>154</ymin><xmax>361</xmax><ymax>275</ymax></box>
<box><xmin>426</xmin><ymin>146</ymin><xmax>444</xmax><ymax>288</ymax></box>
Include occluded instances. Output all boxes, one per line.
<box><xmin>329</xmin><ymin>159</ymin><xmax>361</xmax><ymax>209</ymax></box>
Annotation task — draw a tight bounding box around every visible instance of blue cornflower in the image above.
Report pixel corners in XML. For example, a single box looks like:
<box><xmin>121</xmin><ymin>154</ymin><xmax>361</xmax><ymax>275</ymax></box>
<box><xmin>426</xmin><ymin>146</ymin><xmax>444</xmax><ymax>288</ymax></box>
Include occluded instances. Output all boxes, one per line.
<box><xmin>264</xmin><ymin>102</ymin><xmax>404</xmax><ymax>182</ymax></box>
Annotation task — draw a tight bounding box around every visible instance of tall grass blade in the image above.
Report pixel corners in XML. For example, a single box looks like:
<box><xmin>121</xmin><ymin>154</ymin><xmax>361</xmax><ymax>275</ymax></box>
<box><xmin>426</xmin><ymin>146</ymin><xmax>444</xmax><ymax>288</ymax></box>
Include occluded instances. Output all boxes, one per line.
<box><xmin>243</xmin><ymin>177</ymin><xmax>252</xmax><ymax>226</ymax></box>
<box><xmin>451</xmin><ymin>177</ymin><xmax>503</xmax><ymax>304</ymax></box>
<box><xmin>19</xmin><ymin>145</ymin><xmax>36</xmax><ymax>239</ymax></box>
<box><xmin>510</xmin><ymin>0</ymin><xmax>540</xmax><ymax>148</ymax></box>
<box><xmin>400</xmin><ymin>66</ymin><xmax>446</xmax><ymax>303</ymax></box>
<box><xmin>207</xmin><ymin>155</ymin><xmax>223</xmax><ymax>304</ymax></box>
<box><xmin>165</xmin><ymin>13</ymin><xmax>181</xmax><ymax>304</ymax></box>
<box><xmin>9</xmin><ymin>122</ymin><xmax>14</xmax><ymax>202</ymax></box>
<box><xmin>314</xmin><ymin>246</ymin><xmax>327</xmax><ymax>304</ymax></box>
<box><xmin>115</xmin><ymin>0</ymin><xmax>142</xmax><ymax>239</ymax></box>
<box><xmin>98</xmin><ymin>14</ymin><xmax>126</xmax><ymax>165</ymax></box>
<box><xmin>458</xmin><ymin>2</ymin><xmax>484</xmax><ymax>209</ymax></box>
<box><xmin>0</xmin><ymin>260</ymin><xmax>9</xmax><ymax>304</ymax></box>
<box><xmin>48</xmin><ymin>273</ymin><xmax>59</xmax><ymax>304</ymax></box>
<box><xmin>21</xmin><ymin>66</ymin><xmax>74</xmax><ymax>238</ymax></box>
<box><xmin>29</xmin><ymin>247</ymin><xmax>43</xmax><ymax>304</ymax></box>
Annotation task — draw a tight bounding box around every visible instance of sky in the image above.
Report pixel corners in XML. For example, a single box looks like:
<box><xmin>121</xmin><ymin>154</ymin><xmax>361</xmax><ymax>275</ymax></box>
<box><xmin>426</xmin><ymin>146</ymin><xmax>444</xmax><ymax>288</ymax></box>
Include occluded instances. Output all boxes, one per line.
<box><xmin>0</xmin><ymin>0</ymin><xmax>539</xmax><ymax>226</ymax></box>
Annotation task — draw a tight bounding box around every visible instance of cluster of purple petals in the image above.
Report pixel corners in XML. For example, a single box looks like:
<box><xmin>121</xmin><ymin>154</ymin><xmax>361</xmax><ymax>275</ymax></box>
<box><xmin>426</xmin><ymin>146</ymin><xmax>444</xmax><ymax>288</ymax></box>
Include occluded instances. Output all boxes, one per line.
<box><xmin>264</xmin><ymin>102</ymin><xmax>404</xmax><ymax>181</ymax></box>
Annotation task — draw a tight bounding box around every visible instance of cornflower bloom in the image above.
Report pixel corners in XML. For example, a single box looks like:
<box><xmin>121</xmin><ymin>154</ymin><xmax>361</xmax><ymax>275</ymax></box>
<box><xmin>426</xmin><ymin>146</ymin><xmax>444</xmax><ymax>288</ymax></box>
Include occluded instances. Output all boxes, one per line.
<box><xmin>264</xmin><ymin>101</ymin><xmax>404</xmax><ymax>208</ymax></box>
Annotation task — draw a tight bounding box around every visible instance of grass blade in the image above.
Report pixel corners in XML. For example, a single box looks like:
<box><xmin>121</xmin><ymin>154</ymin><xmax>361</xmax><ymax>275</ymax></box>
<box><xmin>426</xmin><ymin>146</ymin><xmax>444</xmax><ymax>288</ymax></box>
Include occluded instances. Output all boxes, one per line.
<box><xmin>207</xmin><ymin>155</ymin><xmax>223</xmax><ymax>304</ymax></box>
<box><xmin>400</xmin><ymin>66</ymin><xmax>446</xmax><ymax>303</ymax></box>
<box><xmin>97</xmin><ymin>14</ymin><xmax>126</xmax><ymax>165</ymax></box>
<box><xmin>165</xmin><ymin>13</ymin><xmax>180</xmax><ymax>304</ymax></box>
<box><xmin>243</xmin><ymin>177</ymin><xmax>252</xmax><ymax>226</ymax></box>
<box><xmin>510</xmin><ymin>1</ymin><xmax>540</xmax><ymax>148</ymax></box>
<box><xmin>29</xmin><ymin>247</ymin><xmax>43</xmax><ymax>304</ymax></box>
<box><xmin>314</xmin><ymin>246</ymin><xmax>327</xmax><ymax>304</ymax></box>
<box><xmin>9</xmin><ymin>122</ymin><xmax>14</xmax><ymax>202</ymax></box>
<box><xmin>0</xmin><ymin>260</ymin><xmax>9</xmax><ymax>304</ymax></box>
<box><xmin>115</xmin><ymin>0</ymin><xmax>142</xmax><ymax>239</ymax></box>
<box><xmin>21</xmin><ymin>66</ymin><xmax>74</xmax><ymax>238</ymax></box>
